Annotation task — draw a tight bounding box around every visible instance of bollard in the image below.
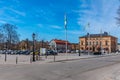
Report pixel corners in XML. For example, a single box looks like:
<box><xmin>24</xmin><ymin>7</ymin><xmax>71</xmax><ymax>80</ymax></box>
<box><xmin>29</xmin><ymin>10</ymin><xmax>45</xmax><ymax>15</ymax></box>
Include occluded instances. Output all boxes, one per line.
<box><xmin>16</xmin><ymin>56</ymin><xmax>18</xmax><ymax>64</ymax></box>
<box><xmin>45</xmin><ymin>54</ymin><xmax>47</xmax><ymax>59</ymax></box>
<box><xmin>39</xmin><ymin>55</ymin><xmax>41</xmax><ymax>60</ymax></box>
<box><xmin>54</xmin><ymin>54</ymin><xmax>55</xmax><ymax>62</ymax></box>
<box><xmin>5</xmin><ymin>52</ymin><xmax>7</xmax><ymax>62</ymax></box>
<box><xmin>30</xmin><ymin>56</ymin><xmax>32</xmax><ymax>63</ymax></box>
<box><xmin>36</xmin><ymin>55</ymin><xmax>39</xmax><ymax>61</ymax></box>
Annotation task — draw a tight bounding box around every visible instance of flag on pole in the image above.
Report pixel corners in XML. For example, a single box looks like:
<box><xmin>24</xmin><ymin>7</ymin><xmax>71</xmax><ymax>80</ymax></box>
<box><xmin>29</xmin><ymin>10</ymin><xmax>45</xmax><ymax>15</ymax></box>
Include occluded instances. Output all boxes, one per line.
<box><xmin>64</xmin><ymin>13</ymin><xmax>67</xmax><ymax>30</ymax></box>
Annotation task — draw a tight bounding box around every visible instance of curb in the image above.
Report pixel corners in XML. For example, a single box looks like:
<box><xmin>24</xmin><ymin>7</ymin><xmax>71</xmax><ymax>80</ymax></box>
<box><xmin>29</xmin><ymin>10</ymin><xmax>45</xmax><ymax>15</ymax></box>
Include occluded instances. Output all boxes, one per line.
<box><xmin>48</xmin><ymin>54</ymin><xmax>120</xmax><ymax>63</ymax></box>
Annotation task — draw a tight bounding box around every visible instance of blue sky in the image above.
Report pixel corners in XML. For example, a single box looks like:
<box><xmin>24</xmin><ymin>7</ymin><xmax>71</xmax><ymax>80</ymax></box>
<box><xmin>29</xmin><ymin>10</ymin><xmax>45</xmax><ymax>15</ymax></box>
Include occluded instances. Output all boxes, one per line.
<box><xmin>0</xmin><ymin>0</ymin><xmax>120</xmax><ymax>43</ymax></box>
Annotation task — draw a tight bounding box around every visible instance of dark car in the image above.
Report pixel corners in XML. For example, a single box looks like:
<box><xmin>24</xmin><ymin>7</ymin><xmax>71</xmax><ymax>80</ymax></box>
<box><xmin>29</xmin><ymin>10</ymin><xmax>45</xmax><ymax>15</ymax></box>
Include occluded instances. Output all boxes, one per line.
<box><xmin>25</xmin><ymin>50</ymin><xmax>31</xmax><ymax>55</ymax></box>
<box><xmin>58</xmin><ymin>50</ymin><xmax>63</xmax><ymax>53</ymax></box>
<box><xmin>45</xmin><ymin>50</ymin><xmax>58</xmax><ymax>55</ymax></box>
<box><xmin>93</xmin><ymin>52</ymin><xmax>101</xmax><ymax>55</ymax></box>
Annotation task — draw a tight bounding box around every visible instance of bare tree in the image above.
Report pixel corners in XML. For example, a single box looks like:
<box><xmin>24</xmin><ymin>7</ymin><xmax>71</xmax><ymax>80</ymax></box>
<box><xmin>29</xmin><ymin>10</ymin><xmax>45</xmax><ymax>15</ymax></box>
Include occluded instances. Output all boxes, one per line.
<box><xmin>1</xmin><ymin>23</ymin><xmax>20</xmax><ymax>49</ymax></box>
<box><xmin>0</xmin><ymin>32</ymin><xmax>4</xmax><ymax>43</ymax></box>
<box><xmin>0</xmin><ymin>26</ymin><xmax>6</xmax><ymax>49</ymax></box>
<box><xmin>0</xmin><ymin>27</ymin><xmax>4</xmax><ymax>41</ymax></box>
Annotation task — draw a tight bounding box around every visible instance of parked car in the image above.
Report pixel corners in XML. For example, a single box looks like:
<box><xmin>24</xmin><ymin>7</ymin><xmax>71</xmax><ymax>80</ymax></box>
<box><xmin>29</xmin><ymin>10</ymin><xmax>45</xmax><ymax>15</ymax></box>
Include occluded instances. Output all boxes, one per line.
<box><xmin>93</xmin><ymin>52</ymin><xmax>101</xmax><ymax>55</ymax></box>
<box><xmin>57</xmin><ymin>50</ymin><xmax>63</xmax><ymax>53</ymax></box>
<box><xmin>45</xmin><ymin>50</ymin><xmax>58</xmax><ymax>55</ymax></box>
<box><xmin>71</xmin><ymin>50</ymin><xmax>76</xmax><ymax>53</ymax></box>
<box><xmin>80</xmin><ymin>50</ymin><xmax>87</xmax><ymax>53</ymax></box>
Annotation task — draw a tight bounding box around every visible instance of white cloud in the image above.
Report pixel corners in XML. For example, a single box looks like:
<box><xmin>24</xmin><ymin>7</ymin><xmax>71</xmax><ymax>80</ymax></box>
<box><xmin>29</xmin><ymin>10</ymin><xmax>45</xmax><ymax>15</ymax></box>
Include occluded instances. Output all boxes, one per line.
<box><xmin>77</xmin><ymin>0</ymin><xmax>119</xmax><ymax>34</ymax></box>
<box><xmin>50</xmin><ymin>25</ymin><xmax>62</xmax><ymax>29</ymax></box>
<box><xmin>0</xmin><ymin>15</ymin><xmax>23</xmax><ymax>23</ymax></box>
<box><xmin>68</xmin><ymin>30</ymin><xmax>85</xmax><ymax>35</ymax></box>
<box><xmin>0</xmin><ymin>20</ymin><xmax>6</xmax><ymax>24</ymax></box>
<box><xmin>74</xmin><ymin>0</ymin><xmax>120</xmax><ymax>42</ymax></box>
<box><xmin>37</xmin><ymin>24</ymin><xmax>43</xmax><ymax>28</ymax></box>
<box><xmin>5</xmin><ymin>7</ymin><xmax>26</xmax><ymax>16</ymax></box>
<box><xmin>0</xmin><ymin>7</ymin><xmax>25</xmax><ymax>24</ymax></box>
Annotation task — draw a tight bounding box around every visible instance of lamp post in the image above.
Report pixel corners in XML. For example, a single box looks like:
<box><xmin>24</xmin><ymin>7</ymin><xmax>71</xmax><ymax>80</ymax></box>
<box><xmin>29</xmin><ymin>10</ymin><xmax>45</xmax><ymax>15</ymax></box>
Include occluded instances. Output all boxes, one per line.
<box><xmin>26</xmin><ymin>38</ymin><xmax>29</xmax><ymax>50</ymax></box>
<box><xmin>38</xmin><ymin>40</ymin><xmax>41</xmax><ymax>60</ymax></box>
<box><xmin>79</xmin><ymin>41</ymin><xmax>81</xmax><ymax>56</ymax></box>
<box><xmin>32</xmin><ymin>33</ymin><xmax>35</xmax><ymax>62</ymax></box>
<box><xmin>5</xmin><ymin>40</ymin><xmax>8</xmax><ymax>62</ymax></box>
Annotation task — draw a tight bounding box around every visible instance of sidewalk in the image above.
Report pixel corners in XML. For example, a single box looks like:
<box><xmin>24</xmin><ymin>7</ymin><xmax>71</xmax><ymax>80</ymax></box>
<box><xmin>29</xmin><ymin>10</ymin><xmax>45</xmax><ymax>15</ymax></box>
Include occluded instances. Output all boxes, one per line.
<box><xmin>39</xmin><ymin>54</ymin><xmax>94</xmax><ymax>63</ymax></box>
<box><xmin>0</xmin><ymin>53</ymin><xmax>120</xmax><ymax>65</ymax></box>
<box><xmin>0</xmin><ymin>54</ymin><xmax>31</xmax><ymax>65</ymax></box>
<box><xmin>35</xmin><ymin>52</ymin><xmax>120</xmax><ymax>64</ymax></box>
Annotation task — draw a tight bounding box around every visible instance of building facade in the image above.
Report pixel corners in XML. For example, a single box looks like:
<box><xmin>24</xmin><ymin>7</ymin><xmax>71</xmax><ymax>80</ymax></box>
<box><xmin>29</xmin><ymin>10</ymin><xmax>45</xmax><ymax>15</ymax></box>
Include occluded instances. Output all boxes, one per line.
<box><xmin>71</xmin><ymin>43</ymin><xmax>79</xmax><ymax>50</ymax></box>
<box><xmin>19</xmin><ymin>40</ymin><xmax>49</xmax><ymax>51</ymax></box>
<box><xmin>49</xmin><ymin>39</ymin><xmax>71</xmax><ymax>52</ymax></box>
<box><xmin>79</xmin><ymin>32</ymin><xmax>117</xmax><ymax>53</ymax></box>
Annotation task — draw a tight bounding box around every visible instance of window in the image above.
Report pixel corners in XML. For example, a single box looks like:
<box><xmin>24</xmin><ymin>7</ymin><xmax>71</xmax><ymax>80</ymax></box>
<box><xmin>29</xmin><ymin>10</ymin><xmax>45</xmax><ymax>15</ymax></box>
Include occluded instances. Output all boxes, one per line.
<box><xmin>87</xmin><ymin>41</ymin><xmax>91</xmax><ymax>45</ymax></box>
<box><xmin>81</xmin><ymin>47</ymin><xmax>83</xmax><ymax>50</ymax></box>
<box><xmin>96</xmin><ymin>41</ymin><xmax>98</xmax><ymax>45</ymax></box>
<box><xmin>105</xmin><ymin>41</ymin><xmax>108</xmax><ymax>45</ymax></box>
<box><xmin>86</xmin><ymin>41</ymin><xmax>88</xmax><ymax>45</ymax></box>
<box><xmin>100</xmin><ymin>41</ymin><xmax>101</xmax><ymax>45</ymax></box>
<box><xmin>89</xmin><ymin>42</ymin><xmax>91</xmax><ymax>45</ymax></box>
<box><xmin>90</xmin><ymin>47</ymin><xmax>92</xmax><ymax>50</ymax></box>
<box><xmin>81</xmin><ymin>41</ymin><xmax>83</xmax><ymax>45</ymax></box>
<box><xmin>93</xmin><ymin>41</ymin><xmax>94</xmax><ymax>45</ymax></box>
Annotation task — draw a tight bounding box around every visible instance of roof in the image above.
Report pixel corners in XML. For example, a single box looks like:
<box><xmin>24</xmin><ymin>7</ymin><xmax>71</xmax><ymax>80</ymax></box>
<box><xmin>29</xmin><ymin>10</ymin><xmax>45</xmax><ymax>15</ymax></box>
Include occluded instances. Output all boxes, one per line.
<box><xmin>53</xmin><ymin>39</ymin><xmax>71</xmax><ymax>45</ymax></box>
<box><xmin>80</xmin><ymin>32</ymin><xmax>117</xmax><ymax>39</ymax></box>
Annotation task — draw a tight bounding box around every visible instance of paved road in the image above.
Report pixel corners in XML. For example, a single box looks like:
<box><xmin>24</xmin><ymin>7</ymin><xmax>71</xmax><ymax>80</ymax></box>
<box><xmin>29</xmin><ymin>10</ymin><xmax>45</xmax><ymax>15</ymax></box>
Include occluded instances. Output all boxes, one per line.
<box><xmin>1</xmin><ymin>55</ymin><xmax>120</xmax><ymax>80</ymax></box>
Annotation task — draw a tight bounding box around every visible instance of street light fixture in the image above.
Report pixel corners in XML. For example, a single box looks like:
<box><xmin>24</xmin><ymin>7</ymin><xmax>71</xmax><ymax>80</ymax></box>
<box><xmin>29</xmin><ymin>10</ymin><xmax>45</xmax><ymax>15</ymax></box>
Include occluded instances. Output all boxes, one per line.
<box><xmin>32</xmin><ymin>33</ymin><xmax>35</xmax><ymax>62</ymax></box>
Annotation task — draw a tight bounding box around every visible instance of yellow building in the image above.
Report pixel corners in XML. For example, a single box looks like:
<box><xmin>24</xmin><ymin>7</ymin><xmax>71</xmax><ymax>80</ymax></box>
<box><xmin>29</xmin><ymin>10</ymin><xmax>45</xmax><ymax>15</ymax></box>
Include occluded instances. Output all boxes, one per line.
<box><xmin>71</xmin><ymin>43</ymin><xmax>79</xmax><ymax>50</ymax></box>
<box><xmin>79</xmin><ymin>32</ymin><xmax>117</xmax><ymax>53</ymax></box>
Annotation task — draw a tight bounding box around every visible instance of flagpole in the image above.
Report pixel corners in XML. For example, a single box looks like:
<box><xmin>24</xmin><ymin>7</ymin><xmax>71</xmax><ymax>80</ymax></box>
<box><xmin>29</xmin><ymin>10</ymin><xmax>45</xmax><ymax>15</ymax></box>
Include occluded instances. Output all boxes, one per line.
<box><xmin>64</xmin><ymin>13</ymin><xmax>68</xmax><ymax>58</ymax></box>
<box><xmin>65</xmin><ymin>27</ymin><xmax>68</xmax><ymax>55</ymax></box>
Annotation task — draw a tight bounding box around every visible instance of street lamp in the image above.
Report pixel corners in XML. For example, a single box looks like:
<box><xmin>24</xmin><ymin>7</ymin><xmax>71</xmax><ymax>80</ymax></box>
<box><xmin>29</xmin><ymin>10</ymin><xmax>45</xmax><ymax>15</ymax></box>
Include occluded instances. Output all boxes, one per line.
<box><xmin>79</xmin><ymin>41</ymin><xmax>81</xmax><ymax>56</ymax></box>
<box><xmin>32</xmin><ymin>33</ymin><xmax>35</xmax><ymax>62</ymax></box>
<box><xmin>5</xmin><ymin>40</ymin><xmax>8</xmax><ymax>62</ymax></box>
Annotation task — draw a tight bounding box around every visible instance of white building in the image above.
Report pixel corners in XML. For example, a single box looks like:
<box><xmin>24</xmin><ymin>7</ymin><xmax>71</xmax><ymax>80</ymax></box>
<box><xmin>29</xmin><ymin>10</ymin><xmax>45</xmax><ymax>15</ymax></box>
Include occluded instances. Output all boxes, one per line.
<box><xmin>49</xmin><ymin>39</ymin><xmax>71</xmax><ymax>52</ymax></box>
